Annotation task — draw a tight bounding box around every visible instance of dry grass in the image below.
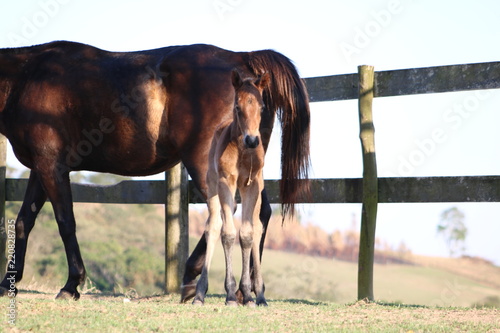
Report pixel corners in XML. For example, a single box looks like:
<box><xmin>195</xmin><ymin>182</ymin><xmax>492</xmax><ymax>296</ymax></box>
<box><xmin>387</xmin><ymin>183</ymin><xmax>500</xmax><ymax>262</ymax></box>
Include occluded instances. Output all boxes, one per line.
<box><xmin>2</xmin><ymin>292</ymin><xmax>499</xmax><ymax>332</ymax></box>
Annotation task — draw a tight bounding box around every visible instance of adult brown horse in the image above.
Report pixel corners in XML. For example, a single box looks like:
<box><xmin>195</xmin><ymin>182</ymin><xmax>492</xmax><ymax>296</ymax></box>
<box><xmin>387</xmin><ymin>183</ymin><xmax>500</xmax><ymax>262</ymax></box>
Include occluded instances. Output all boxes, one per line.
<box><xmin>0</xmin><ymin>41</ymin><xmax>310</xmax><ymax>301</ymax></box>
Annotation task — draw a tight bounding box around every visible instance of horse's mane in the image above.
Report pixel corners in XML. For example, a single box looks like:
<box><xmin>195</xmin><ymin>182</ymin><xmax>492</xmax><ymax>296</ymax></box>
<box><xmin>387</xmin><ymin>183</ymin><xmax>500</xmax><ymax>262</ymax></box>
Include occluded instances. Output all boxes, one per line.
<box><xmin>247</xmin><ymin>50</ymin><xmax>311</xmax><ymax>218</ymax></box>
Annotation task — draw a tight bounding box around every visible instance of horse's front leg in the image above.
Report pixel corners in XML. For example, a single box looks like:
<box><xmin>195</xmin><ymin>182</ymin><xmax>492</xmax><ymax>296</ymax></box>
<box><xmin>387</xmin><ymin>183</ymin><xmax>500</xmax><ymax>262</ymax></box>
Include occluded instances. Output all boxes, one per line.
<box><xmin>217</xmin><ymin>177</ymin><xmax>238</xmax><ymax>306</ymax></box>
<box><xmin>250</xmin><ymin>177</ymin><xmax>267</xmax><ymax>306</ymax></box>
<box><xmin>235</xmin><ymin>188</ymin><xmax>271</xmax><ymax>303</ymax></box>
<box><xmin>0</xmin><ymin>171</ymin><xmax>47</xmax><ymax>296</ymax></box>
<box><xmin>238</xmin><ymin>176</ymin><xmax>265</xmax><ymax>307</ymax></box>
<box><xmin>39</xmin><ymin>169</ymin><xmax>86</xmax><ymax>300</ymax></box>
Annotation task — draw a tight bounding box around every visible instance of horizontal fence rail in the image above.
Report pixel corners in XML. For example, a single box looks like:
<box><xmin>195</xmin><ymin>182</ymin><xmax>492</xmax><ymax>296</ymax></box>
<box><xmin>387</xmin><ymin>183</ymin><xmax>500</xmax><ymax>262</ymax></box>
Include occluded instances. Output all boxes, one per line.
<box><xmin>304</xmin><ymin>61</ymin><xmax>500</xmax><ymax>102</ymax></box>
<box><xmin>5</xmin><ymin>176</ymin><xmax>500</xmax><ymax>204</ymax></box>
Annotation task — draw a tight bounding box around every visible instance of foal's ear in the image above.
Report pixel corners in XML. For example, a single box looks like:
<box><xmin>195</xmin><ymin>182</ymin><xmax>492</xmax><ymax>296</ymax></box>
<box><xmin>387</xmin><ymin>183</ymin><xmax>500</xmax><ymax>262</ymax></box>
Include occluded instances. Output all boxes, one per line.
<box><xmin>231</xmin><ymin>69</ymin><xmax>243</xmax><ymax>89</ymax></box>
<box><xmin>255</xmin><ymin>72</ymin><xmax>270</xmax><ymax>90</ymax></box>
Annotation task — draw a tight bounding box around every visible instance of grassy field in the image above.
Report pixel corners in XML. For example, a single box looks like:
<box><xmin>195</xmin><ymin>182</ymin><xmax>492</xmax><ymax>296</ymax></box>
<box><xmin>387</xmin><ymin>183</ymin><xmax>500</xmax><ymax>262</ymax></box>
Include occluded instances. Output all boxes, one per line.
<box><xmin>1</xmin><ymin>293</ymin><xmax>498</xmax><ymax>332</ymax></box>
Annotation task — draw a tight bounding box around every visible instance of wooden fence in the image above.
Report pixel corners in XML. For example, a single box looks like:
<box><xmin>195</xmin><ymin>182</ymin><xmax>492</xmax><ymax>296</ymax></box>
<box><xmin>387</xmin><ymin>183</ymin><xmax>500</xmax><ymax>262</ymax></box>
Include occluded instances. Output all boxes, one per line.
<box><xmin>1</xmin><ymin>61</ymin><xmax>499</xmax><ymax>301</ymax></box>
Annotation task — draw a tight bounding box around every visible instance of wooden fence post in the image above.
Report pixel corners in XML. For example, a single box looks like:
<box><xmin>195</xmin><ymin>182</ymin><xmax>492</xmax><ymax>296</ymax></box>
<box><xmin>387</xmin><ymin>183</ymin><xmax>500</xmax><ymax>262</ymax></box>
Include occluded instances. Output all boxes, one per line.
<box><xmin>0</xmin><ymin>135</ymin><xmax>6</xmax><ymax>275</ymax></box>
<box><xmin>357</xmin><ymin>65</ymin><xmax>378</xmax><ymax>301</ymax></box>
<box><xmin>164</xmin><ymin>163</ymin><xmax>189</xmax><ymax>293</ymax></box>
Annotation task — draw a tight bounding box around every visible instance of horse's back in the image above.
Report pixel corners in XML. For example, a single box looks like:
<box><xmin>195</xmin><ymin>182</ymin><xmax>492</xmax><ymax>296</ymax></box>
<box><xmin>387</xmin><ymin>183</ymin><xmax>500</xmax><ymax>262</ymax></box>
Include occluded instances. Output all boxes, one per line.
<box><xmin>1</xmin><ymin>41</ymin><xmax>248</xmax><ymax>177</ymax></box>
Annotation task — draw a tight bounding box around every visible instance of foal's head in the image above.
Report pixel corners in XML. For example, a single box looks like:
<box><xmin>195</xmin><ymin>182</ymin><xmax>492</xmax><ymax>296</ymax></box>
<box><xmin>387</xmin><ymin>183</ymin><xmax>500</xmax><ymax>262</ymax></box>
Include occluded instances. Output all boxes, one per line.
<box><xmin>231</xmin><ymin>70</ymin><xmax>270</xmax><ymax>149</ymax></box>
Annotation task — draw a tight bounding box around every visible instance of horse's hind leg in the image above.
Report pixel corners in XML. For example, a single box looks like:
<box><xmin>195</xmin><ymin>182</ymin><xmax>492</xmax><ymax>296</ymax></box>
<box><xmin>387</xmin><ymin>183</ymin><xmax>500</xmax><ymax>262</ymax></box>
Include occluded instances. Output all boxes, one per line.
<box><xmin>181</xmin><ymin>164</ymin><xmax>208</xmax><ymax>303</ymax></box>
<box><xmin>38</xmin><ymin>169</ymin><xmax>86</xmax><ymax>300</ymax></box>
<box><xmin>257</xmin><ymin>189</ymin><xmax>271</xmax><ymax>263</ymax></box>
<box><xmin>181</xmin><ymin>235</ymin><xmax>206</xmax><ymax>302</ymax></box>
<box><xmin>252</xmin><ymin>189</ymin><xmax>271</xmax><ymax>289</ymax></box>
<box><xmin>0</xmin><ymin>171</ymin><xmax>47</xmax><ymax>296</ymax></box>
<box><xmin>193</xmin><ymin>189</ymin><xmax>222</xmax><ymax>305</ymax></box>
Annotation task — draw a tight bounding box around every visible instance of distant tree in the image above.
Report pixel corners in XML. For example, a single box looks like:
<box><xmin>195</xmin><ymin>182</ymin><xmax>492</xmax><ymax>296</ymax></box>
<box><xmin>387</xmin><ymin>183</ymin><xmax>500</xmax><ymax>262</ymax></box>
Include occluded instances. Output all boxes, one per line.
<box><xmin>330</xmin><ymin>230</ymin><xmax>344</xmax><ymax>256</ymax></box>
<box><xmin>437</xmin><ymin>206</ymin><xmax>467</xmax><ymax>257</ymax></box>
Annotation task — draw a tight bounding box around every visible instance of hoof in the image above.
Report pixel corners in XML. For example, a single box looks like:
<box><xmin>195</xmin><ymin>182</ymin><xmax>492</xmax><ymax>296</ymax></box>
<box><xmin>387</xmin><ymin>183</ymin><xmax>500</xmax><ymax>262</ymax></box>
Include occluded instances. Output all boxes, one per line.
<box><xmin>55</xmin><ymin>289</ymin><xmax>79</xmax><ymax>300</ymax></box>
<box><xmin>244</xmin><ymin>301</ymin><xmax>256</xmax><ymax>308</ymax></box>
<box><xmin>257</xmin><ymin>300</ymin><xmax>268</xmax><ymax>307</ymax></box>
<box><xmin>192</xmin><ymin>299</ymin><xmax>204</xmax><ymax>306</ymax></box>
<box><xmin>180</xmin><ymin>282</ymin><xmax>196</xmax><ymax>303</ymax></box>
<box><xmin>225</xmin><ymin>300</ymin><xmax>239</xmax><ymax>307</ymax></box>
<box><xmin>235</xmin><ymin>289</ymin><xmax>244</xmax><ymax>305</ymax></box>
<box><xmin>0</xmin><ymin>286</ymin><xmax>16</xmax><ymax>297</ymax></box>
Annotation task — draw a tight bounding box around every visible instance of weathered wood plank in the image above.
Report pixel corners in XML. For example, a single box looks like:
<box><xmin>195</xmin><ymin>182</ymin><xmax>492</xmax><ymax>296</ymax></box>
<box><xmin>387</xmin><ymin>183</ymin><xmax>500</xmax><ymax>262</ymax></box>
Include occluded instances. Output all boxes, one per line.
<box><xmin>303</xmin><ymin>61</ymin><xmax>500</xmax><ymax>102</ymax></box>
<box><xmin>304</xmin><ymin>74</ymin><xmax>358</xmax><ymax>102</ymax></box>
<box><xmin>376</xmin><ymin>62</ymin><xmax>500</xmax><ymax>97</ymax></box>
<box><xmin>378</xmin><ymin>176</ymin><xmax>500</xmax><ymax>203</ymax></box>
<box><xmin>5</xmin><ymin>179</ymin><xmax>166</xmax><ymax>204</ymax></box>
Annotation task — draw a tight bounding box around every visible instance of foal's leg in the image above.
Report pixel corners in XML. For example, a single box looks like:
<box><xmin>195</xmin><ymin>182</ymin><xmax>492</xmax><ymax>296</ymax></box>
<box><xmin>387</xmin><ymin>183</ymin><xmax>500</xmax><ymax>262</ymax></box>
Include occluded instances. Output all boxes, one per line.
<box><xmin>235</xmin><ymin>188</ymin><xmax>271</xmax><ymax>303</ymax></box>
<box><xmin>0</xmin><ymin>171</ymin><xmax>47</xmax><ymax>296</ymax></box>
<box><xmin>218</xmin><ymin>178</ymin><xmax>238</xmax><ymax>306</ymax></box>
<box><xmin>238</xmin><ymin>178</ymin><xmax>266</xmax><ymax>307</ymax></box>
<box><xmin>250</xmin><ymin>177</ymin><xmax>267</xmax><ymax>306</ymax></box>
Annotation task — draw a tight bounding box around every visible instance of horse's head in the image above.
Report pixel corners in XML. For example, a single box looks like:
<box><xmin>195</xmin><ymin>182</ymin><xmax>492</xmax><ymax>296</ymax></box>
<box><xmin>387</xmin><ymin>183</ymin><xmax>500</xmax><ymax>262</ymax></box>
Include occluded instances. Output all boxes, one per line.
<box><xmin>231</xmin><ymin>70</ymin><xmax>270</xmax><ymax>149</ymax></box>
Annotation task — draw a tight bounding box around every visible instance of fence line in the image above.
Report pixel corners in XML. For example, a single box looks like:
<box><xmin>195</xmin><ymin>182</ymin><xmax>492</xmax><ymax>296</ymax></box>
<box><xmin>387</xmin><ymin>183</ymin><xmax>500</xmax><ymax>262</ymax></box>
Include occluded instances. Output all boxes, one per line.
<box><xmin>304</xmin><ymin>61</ymin><xmax>500</xmax><ymax>101</ymax></box>
<box><xmin>1</xmin><ymin>60</ymin><xmax>499</xmax><ymax>299</ymax></box>
<box><xmin>5</xmin><ymin>176</ymin><xmax>500</xmax><ymax>204</ymax></box>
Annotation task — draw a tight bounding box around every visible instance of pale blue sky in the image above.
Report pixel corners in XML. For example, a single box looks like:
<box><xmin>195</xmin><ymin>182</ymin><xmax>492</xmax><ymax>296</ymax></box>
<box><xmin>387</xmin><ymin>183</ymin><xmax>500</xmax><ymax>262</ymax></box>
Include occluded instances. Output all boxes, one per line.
<box><xmin>1</xmin><ymin>0</ymin><xmax>499</xmax><ymax>265</ymax></box>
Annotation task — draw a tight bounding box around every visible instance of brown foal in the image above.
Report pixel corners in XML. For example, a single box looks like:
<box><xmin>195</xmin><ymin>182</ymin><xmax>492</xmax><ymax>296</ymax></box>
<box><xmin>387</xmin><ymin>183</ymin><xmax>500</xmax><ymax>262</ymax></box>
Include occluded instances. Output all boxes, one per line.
<box><xmin>193</xmin><ymin>70</ymin><xmax>270</xmax><ymax>306</ymax></box>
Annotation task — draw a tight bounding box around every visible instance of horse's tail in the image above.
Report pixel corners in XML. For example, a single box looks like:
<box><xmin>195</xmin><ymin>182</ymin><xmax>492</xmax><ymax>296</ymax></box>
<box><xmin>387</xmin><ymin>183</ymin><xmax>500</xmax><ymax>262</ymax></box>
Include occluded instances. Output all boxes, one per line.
<box><xmin>247</xmin><ymin>50</ymin><xmax>311</xmax><ymax>218</ymax></box>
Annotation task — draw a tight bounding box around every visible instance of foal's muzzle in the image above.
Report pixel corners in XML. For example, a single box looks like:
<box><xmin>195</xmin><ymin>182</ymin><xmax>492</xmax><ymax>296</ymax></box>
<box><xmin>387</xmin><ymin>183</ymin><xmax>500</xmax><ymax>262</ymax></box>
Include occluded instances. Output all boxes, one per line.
<box><xmin>244</xmin><ymin>135</ymin><xmax>260</xmax><ymax>149</ymax></box>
